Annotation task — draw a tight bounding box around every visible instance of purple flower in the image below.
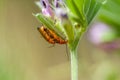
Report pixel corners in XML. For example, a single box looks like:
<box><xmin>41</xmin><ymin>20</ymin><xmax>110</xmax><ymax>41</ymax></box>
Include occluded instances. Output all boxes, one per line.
<box><xmin>40</xmin><ymin>0</ymin><xmax>54</xmax><ymax>17</ymax></box>
<box><xmin>88</xmin><ymin>22</ymin><xmax>115</xmax><ymax>45</ymax></box>
<box><xmin>40</xmin><ymin>0</ymin><xmax>67</xmax><ymax>20</ymax></box>
<box><xmin>54</xmin><ymin>0</ymin><xmax>63</xmax><ymax>8</ymax></box>
<box><xmin>98</xmin><ymin>40</ymin><xmax>120</xmax><ymax>52</ymax></box>
<box><xmin>88</xmin><ymin>22</ymin><xmax>120</xmax><ymax>53</ymax></box>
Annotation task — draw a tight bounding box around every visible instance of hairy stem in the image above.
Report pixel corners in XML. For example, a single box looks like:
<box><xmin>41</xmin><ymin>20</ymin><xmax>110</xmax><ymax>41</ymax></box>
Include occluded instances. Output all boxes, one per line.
<box><xmin>69</xmin><ymin>26</ymin><xmax>86</xmax><ymax>80</ymax></box>
<box><xmin>70</xmin><ymin>49</ymin><xmax>78</xmax><ymax>80</ymax></box>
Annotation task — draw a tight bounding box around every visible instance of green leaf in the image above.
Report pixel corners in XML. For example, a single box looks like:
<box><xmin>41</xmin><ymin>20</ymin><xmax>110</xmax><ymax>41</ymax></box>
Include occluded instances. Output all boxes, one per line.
<box><xmin>34</xmin><ymin>13</ymin><xmax>66</xmax><ymax>38</ymax></box>
<box><xmin>73</xmin><ymin>0</ymin><xmax>84</xmax><ymax>19</ymax></box>
<box><xmin>88</xmin><ymin>2</ymin><xmax>102</xmax><ymax>24</ymax></box>
<box><xmin>86</xmin><ymin>0</ymin><xmax>96</xmax><ymax>23</ymax></box>
<box><xmin>68</xmin><ymin>14</ymin><xmax>82</xmax><ymax>25</ymax></box>
<box><xmin>64</xmin><ymin>25</ymin><xmax>74</xmax><ymax>44</ymax></box>
<box><xmin>65</xmin><ymin>0</ymin><xmax>84</xmax><ymax>24</ymax></box>
<box><xmin>98</xmin><ymin>0</ymin><xmax>120</xmax><ymax>36</ymax></box>
<box><xmin>84</xmin><ymin>0</ymin><xmax>91</xmax><ymax>15</ymax></box>
<box><xmin>66</xmin><ymin>0</ymin><xmax>103</xmax><ymax>26</ymax></box>
<box><xmin>34</xmin><ymin>13</ymin><xmax>55</xmax><ymax>30</ymax></box>
<box><xmin>62</xmin><ymin>20</ymin><xmax>74</xmax><ymax>44</ymax></box>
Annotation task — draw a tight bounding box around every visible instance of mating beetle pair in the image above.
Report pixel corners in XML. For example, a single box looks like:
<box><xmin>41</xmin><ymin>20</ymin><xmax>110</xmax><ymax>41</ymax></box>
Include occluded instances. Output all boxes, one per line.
<box><xmin>37</xmin><ymin>26</ymin><xmax>68</xmax><ymax>44</ymax></box>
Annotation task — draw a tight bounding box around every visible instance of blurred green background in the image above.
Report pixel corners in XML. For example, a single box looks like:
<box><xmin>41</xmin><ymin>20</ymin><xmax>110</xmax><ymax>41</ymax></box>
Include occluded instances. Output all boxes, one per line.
<box><xmin>0</xmin><ymin>0</ymin><xmax>120</xmax><ymax>80</ymax></box>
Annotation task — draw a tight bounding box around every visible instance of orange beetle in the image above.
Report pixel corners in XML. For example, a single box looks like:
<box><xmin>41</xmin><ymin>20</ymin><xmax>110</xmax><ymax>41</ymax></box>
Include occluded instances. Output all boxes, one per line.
<box><xmin>37</xmin><ymin>26</ymin><xmax>67</xmax><ymax>44</ymax></box>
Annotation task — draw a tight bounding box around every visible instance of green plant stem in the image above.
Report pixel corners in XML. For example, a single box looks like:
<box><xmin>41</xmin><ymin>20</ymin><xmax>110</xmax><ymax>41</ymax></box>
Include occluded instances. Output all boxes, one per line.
<box><xmin>69</xmin><ymin>26</ymin><xmax>86</xmax><ymax>80</ymax></box>
<box><xmin>70</xmin><ymin>49</ymin><xmax>78</xmax><ymax>80</ymax></box>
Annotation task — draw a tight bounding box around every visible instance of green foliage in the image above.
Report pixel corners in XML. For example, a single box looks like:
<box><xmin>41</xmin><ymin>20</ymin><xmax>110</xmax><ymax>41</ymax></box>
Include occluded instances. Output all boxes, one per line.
<box><xmin>106</xmin><ymin>72</ymin><xmax>118</xmax><ymax>80</ymax></box>
<box><xmin>0</xmin><ymin>61</ymin><xmax>14</xmax><ymax>80</ymax></box>
<box><xmin>34</xmin><ymin>1</ymin><xmax>105</xmax><ymax>80</ymax></box>
<box><xmin>35</xmin><ymin>13</ymin><xmax>68</xmax><ymax>39</ymax></box>
<box><xmin>62</xmin><ymin>19</ymin><xmax>75</xmax><ymax>44</ymax></box>
<box><xmin>85</xmin><ymin>0</ymin><xmax>103</xmax><ymax>24</ymax></box>
<box><xmin>34</xmin><ymin>0</ymin><xmax>105</xmax><ymax>49</ymax></box>
<box><xmin>34</xmin><ymin>13</ymin><xmax>54</xmax><ymax>30</ymax></box>
<box><xmin>98</xmin><ymin>0</ymin><xmax>120</xmax><ymax>36</ymax></box>
<box><xmin>64</xmin><ymin>0</ymin><xmax>104</xmax><ymax>49</ymax></box>
<box><xmin>65</xmin><ymin>0</ymin><xmax>84</xmax><ymax>25</ymax></box>
<box><xmin>65</xmin><ymin>0</ymin><xmax>104</xmax><ymax>26</ymax></box>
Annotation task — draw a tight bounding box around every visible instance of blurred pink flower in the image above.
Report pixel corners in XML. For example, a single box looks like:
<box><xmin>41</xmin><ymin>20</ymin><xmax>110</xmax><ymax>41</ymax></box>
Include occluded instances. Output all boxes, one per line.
<box><xmin>99</xmin><ymin>40</ymin><xmax>120</xmax><ymax>52</ymax></box>
<box><xmin>88</xmin><ymin>22</ymin><xmax>120</xmax><ymax>52</ymax></box>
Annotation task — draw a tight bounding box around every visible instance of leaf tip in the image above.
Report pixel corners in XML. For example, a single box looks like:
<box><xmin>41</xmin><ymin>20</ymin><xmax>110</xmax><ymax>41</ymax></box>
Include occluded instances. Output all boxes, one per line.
<box><xmin>102</xmin><ymin>0</ymin><xmax>107</xmax><ymax>4</ymax></box>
